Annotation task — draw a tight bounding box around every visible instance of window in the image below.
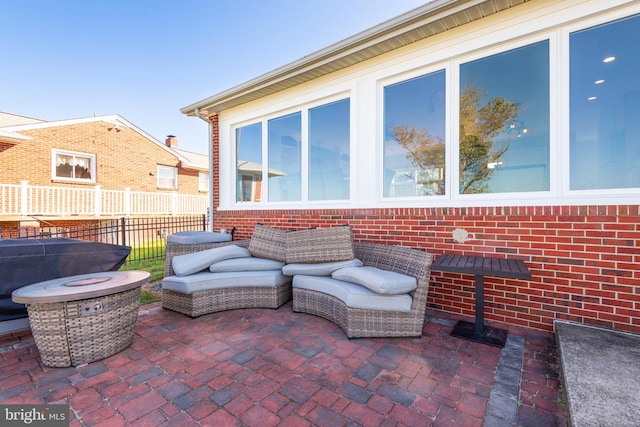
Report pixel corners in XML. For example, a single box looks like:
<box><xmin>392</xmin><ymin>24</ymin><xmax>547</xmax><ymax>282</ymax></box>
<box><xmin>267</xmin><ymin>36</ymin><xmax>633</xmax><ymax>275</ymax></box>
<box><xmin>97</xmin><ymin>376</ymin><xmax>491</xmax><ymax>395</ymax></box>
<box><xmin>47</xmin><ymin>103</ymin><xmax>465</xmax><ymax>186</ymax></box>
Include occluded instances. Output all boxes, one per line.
<box><xmin>459</xmin><ymin>40</ymin><xmax>550</xmax><ymax>194</ymax></box>
<box><xmin>570</xmin><ymin>14</ymin><xmax>640</xmax><ymax>190</ymax></box>
<box><xmin>198</xmin><ymin>172</ymin><xmax>208</xmax><ymax>192</ymax></box>
<box><xmin>52</xmin><ymin>150</ymin><xmax>96</xmax><ymax>183</ymax></box>
<box><xmin>383</xmin><ymin>71</ymin><xmax>446</xmax><ymax>197</ymax></box>
<box><xmin>308</xmin><ymin>99</ymin><xmax>350</xmax><ymax>200</ymax></box>
<box><xmin>236</xmin><ymin>122</ymin><xmax>263</xmax><ymax>202</ymax></box>
<box><xmin>157</xmin><ymin>165</ymin><xmax>177</xmax><ymax>189</ymax></box>
<box><xmin>268</xmin><ymin>112</ymin><xmax>302</xmax><ymax>202</ymax></box>
<box><xmin>234</xmin><ymin>98</ymin><xmax>350</xmax><ymax>204</ymax></box>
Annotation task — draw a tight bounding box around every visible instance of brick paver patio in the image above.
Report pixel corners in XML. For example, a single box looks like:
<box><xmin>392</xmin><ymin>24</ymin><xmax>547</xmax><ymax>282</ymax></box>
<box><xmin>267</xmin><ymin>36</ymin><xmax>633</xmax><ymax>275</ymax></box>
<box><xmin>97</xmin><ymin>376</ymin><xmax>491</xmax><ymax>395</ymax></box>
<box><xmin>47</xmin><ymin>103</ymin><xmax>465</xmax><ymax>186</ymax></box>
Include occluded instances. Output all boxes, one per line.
<box><xmin>0</xmin><ymin>302</ymin><xmax>566</xmax><ymax>426</ymax></box>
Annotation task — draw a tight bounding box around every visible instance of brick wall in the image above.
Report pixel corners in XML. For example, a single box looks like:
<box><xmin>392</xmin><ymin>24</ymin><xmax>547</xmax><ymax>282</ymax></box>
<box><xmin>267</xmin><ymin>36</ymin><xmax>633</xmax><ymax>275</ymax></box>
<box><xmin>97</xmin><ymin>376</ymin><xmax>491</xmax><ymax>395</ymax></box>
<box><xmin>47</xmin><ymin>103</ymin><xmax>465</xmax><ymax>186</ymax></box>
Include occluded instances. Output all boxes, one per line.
<box><xmin>211</xmin><ymin>206</ymin><xmax>640</xmax><ymax>334</ymax></box>
<box><xmin>0</xmin><ymin>121</ymin><xmax>201</xmax><ymax>194</ymax></box>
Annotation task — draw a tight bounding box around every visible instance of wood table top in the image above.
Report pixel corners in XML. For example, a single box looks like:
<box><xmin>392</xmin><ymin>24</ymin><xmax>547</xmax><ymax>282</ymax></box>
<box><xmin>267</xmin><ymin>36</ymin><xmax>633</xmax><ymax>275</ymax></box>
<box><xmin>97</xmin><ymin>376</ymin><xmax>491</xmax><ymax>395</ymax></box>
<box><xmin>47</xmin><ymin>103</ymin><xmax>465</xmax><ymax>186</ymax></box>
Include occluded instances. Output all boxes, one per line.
<box><xmin>431</xmin><ymin>254</ymin><xmax>531</xmax><ymax>279</ymax></box>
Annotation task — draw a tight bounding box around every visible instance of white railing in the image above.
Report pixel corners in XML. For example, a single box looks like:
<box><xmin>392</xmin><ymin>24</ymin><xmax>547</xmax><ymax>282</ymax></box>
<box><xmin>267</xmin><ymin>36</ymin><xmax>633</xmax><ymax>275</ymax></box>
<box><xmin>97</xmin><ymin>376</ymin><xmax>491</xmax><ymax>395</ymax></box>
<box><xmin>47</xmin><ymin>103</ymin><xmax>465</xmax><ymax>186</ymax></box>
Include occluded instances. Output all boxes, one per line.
<box><xmin>0</xmin><ymin>181</ymin><xmax>209</xmax><ymax>217</ymax></box>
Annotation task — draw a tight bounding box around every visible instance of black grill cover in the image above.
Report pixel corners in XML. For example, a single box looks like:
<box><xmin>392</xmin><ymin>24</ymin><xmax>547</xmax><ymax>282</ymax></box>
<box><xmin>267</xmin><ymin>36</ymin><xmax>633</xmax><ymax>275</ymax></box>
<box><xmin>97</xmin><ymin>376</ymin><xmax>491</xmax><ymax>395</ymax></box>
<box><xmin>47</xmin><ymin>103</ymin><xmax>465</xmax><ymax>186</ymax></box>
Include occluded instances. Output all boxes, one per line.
<box><xmin>0</xmin><ymin>238</ymin><xmax>131</xmax><ymax>321</ymax></box>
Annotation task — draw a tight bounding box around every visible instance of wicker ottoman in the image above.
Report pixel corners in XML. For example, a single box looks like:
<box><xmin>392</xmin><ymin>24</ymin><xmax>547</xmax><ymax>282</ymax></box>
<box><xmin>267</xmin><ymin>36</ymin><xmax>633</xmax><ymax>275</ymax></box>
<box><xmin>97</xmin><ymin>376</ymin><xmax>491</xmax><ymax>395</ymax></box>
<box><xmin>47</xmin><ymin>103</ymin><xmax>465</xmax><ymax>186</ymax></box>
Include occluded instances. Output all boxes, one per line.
<box><xmin>12</xmin><ymin>271</ymin><xmax>149</xmax><ymax>367</ymax></box>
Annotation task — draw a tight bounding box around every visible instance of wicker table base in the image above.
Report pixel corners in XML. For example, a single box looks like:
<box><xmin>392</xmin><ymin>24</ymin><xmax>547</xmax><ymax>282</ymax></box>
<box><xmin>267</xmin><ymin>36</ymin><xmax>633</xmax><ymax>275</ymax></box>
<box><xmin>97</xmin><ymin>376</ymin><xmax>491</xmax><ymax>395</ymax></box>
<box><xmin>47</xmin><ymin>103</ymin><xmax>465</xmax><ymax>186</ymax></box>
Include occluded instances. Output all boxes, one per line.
<box><xmin>12</xmin><ymin>271</ymin><xmax>149</xmax><ymax>367</ymax></box>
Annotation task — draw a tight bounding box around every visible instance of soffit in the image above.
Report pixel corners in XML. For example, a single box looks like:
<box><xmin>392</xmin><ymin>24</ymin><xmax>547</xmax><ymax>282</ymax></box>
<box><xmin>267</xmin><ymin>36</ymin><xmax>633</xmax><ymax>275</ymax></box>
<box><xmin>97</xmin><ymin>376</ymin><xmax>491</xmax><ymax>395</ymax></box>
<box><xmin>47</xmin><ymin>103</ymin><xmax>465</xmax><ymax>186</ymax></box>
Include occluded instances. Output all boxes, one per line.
<box><xmin>182</xmin><ymin>0</ymin><xmax>529</xmax><ymax>116</ymax></box>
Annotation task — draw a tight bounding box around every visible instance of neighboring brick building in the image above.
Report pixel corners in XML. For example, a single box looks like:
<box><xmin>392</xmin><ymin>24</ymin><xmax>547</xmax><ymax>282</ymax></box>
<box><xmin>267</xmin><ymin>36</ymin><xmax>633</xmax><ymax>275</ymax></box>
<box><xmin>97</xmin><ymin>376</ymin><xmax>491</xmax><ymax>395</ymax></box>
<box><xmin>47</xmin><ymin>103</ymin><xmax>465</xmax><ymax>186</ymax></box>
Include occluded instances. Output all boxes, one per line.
<box><xmin>0</xmin><ymin>113</ymin><xmax>208</xmax><ymax>233</ymax></box>
<box><xmin>181</xmin><ymin>0</ymin><xmax>640</xmax><ymax>334</ymax></box>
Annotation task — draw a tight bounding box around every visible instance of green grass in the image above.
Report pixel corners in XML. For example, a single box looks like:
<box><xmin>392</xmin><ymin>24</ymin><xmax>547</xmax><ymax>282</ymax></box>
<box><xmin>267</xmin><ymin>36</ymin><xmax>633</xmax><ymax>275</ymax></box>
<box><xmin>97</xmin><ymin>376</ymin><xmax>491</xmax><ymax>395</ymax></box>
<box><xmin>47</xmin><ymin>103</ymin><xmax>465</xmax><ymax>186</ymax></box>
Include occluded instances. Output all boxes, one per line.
<box><xmin>120</xmin><ymin>252</ymin><xmax>165</xmax><ymax>305</ymax></box>
<box><xmin>121</xmin><ymin>257</ymin><xmax>165</xmax><ymax>283</ymax></box>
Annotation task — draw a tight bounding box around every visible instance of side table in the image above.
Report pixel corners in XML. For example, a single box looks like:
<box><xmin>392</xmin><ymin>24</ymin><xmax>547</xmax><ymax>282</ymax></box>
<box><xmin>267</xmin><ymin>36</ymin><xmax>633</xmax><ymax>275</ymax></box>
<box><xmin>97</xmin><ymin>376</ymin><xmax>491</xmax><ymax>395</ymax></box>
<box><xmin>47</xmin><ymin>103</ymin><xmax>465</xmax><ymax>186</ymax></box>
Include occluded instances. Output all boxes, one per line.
<box><xmin>431</xmin><ymin>254</ymin><xmax>531</xmax><ymax>347</ymax></box>
<box><xmin>12</xmin><ymin>270</ymin><xmax>149</xmax><ymax>367</ymax></box>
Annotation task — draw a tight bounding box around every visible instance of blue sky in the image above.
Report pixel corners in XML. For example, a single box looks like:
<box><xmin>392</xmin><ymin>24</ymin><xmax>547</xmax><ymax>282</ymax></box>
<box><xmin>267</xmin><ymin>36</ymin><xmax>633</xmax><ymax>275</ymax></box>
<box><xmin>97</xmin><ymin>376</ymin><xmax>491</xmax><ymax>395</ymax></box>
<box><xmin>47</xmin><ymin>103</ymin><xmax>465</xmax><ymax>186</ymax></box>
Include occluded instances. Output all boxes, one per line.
<box><xmin>1</xmin><ymin>0</ymin><xmax>427</xmax><ymax>154</ymax></box>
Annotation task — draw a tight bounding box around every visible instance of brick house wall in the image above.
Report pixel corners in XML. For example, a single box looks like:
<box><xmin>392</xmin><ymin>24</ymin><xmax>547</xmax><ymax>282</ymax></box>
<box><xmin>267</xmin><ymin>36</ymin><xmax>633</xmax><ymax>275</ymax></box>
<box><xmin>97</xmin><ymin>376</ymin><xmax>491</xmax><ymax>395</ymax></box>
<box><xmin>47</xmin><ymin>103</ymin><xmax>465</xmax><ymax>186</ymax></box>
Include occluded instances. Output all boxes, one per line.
<box><xmin>213</xmin><ymin>204</ymin><xmax>640</xmax><ymax>335</ymax></box>
<box><xmin>206</xmin><ymin>114</ymin><xmax>640</xmax><ymax>335</ymax></box>
<box><xmin>0</xmin><ymin>120</ymin><xmax>200</xmax><ymax>194</ymax></box>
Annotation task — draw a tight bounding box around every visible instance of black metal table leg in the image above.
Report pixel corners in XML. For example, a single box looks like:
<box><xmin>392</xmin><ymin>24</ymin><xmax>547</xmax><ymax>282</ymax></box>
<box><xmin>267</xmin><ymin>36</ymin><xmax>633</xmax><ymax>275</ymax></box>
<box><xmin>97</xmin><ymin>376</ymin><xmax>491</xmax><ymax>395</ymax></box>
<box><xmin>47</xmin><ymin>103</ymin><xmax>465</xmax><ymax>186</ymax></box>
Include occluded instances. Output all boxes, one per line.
<box><xmin>450</xmin><ymin>274</ymin><xmax>508</xmax><ymax>347</ymax></box>
<box><xmin>474</xmin><ymin>274</ymin><xmax>485</xmax><ymax>337</ymax></box>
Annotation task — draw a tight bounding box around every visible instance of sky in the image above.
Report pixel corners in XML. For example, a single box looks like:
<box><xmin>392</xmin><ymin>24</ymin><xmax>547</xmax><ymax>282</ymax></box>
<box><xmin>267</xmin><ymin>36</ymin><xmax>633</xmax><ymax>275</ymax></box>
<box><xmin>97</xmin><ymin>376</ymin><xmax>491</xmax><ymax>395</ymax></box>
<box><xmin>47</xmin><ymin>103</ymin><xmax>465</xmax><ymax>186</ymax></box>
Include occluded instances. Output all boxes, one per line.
<box><xmin>1</xmin><ymin>0</ymin><xmax>428</xmax><ymax>154</ymax></box>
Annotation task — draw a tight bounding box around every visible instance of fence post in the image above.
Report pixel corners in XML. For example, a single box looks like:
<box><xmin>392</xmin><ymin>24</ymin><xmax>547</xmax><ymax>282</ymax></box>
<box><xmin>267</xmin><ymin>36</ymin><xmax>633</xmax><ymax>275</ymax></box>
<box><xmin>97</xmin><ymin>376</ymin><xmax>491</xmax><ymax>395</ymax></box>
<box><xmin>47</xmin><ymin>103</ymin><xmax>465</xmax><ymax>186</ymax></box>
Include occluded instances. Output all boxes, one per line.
<box><xmin>94</xmin><ymin>185</ymin><xmax>101</xmax><ymax>216</ymax></box>
<box><xmin>120</xmin><ymin>217</ymin><xmax>127</xmax><ymax>247</ymax></box>
<box><xmin>20</xmin><ymin>180</ymin><xmax>28</xmax><ymax>216</ymax></box>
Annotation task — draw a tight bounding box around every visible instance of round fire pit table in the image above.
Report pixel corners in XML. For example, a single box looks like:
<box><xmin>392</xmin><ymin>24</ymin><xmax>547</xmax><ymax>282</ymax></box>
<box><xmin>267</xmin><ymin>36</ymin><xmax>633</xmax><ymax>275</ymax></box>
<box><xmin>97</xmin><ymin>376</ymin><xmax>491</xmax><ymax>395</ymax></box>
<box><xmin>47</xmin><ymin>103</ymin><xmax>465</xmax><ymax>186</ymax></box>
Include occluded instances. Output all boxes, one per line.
<box><xmin>12</xmin><ymin>270</ymin><xmax>150</xmax><ymax>367</ymax></box>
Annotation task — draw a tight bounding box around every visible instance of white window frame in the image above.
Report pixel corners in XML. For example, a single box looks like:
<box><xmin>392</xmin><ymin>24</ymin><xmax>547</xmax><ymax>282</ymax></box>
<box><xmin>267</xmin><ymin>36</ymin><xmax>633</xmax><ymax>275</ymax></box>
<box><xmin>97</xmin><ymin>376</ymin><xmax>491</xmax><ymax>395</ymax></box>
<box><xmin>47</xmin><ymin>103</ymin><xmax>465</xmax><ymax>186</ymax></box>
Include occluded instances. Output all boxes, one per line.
<box><xmin>231</xmin><ymin>92</ymin><xmax>352</xmax><ymax>207</ymax></box>
<box><xmin>449</xmin><ymin>32</ymin><xmax>557</xmax><ymax>203</ymax></box>
<box><xmin>51</xmin><ymin>149</ymin><xmax>96</xmax><ymax>183</ymax></box>
<box><xmin>378</xmin><ymin>65</ymin><xmax>450</xmax><ymax>202</ymax></box>
<box><xmin>198</xmin><ymin>171</ymin><xmax>208</xmax><ymax>192</ymax></box>
<box><xmin>157</xmin><ymin>165</ymin><xmax>178</xmax><ymax>189</ymax></box>
<box><xmin>561</xmin><ymin>10</ymin><xmax>640</xmax><ymax>199</ymax></box>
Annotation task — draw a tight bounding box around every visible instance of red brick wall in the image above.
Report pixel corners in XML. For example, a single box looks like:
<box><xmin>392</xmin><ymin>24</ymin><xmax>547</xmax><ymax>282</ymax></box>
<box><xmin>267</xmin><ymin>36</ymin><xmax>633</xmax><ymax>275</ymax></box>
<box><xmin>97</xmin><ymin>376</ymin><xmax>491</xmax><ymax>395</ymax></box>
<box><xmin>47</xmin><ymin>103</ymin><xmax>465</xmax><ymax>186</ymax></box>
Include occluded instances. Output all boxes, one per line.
<box><xmin>0</xmin><ymin>121</ymin><xmax>201</xmax><ymax>194</ymax></box>
<box><xmin>211</xmin><ymin>206</ymin><xmax>640</xmax><ymax>334</ymax></box>
<box><xmin>211</xmin><ymin>114</ymin><xmax>220</xmax><ymax>209</ymax></box>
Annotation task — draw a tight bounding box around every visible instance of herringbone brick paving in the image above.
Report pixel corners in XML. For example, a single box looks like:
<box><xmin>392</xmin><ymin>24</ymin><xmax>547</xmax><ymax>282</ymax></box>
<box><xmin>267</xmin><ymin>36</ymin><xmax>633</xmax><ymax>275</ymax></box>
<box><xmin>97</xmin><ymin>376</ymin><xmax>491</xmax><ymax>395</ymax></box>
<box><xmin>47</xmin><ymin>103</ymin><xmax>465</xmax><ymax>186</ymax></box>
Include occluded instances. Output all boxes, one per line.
<box><xmin>0</xmin><ymin>303</ymin><xmax>566</xmax><ymax>426</ymax></box>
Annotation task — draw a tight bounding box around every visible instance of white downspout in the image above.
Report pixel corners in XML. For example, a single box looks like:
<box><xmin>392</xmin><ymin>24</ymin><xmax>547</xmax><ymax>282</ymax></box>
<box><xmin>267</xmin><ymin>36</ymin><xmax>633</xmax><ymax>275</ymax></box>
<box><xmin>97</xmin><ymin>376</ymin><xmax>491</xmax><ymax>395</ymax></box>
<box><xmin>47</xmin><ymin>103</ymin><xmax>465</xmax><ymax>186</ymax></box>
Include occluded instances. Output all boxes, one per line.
<box><xmin>195</xmin><ymin>108</ymin><xmax>214</xmax><ymax>232</ymax></box>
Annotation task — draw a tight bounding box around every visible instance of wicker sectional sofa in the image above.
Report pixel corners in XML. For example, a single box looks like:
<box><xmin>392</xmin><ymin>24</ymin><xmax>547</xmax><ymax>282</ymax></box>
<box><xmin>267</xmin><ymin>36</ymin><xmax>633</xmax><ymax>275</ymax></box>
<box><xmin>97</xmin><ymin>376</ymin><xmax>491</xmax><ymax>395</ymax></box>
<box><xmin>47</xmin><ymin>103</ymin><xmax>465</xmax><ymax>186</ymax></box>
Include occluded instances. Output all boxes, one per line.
<box><xmin>162</xmin><ymin>225</ymin><xmax>434</xmax><ymax>338</ymax></box>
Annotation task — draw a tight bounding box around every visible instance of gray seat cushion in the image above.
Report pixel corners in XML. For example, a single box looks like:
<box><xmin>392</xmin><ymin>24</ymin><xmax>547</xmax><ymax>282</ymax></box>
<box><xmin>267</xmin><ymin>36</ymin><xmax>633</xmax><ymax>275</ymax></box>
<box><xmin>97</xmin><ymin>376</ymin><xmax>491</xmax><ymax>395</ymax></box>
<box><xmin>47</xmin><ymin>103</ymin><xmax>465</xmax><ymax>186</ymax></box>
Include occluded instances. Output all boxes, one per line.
<box><xmin>163</xmin><ymin>270</ymin><xmax>291</xmax><ymax>294</ymax></box>
<box><xmin>172</xmin><ymin>245</ymin><xmax>251</xmax><ymax>276</ymax></box>
<box><xmin>331</xmin><ymin>266</ymin><xmax>416</xmax><ymax>295</ymax></box>
<box><xmin>282</xmin><ymin>259</ymin><xmax>363</xmax><ymax>276</ymax></box>
<box><xmin>209</xmin><ymin>257</ymin><xmax>284</xmax><ymax>273</ymax></box>
<box><xmin>293</xmin><ymin>275</ymin><xmax>412</xmax><ymax>312</ymax></box>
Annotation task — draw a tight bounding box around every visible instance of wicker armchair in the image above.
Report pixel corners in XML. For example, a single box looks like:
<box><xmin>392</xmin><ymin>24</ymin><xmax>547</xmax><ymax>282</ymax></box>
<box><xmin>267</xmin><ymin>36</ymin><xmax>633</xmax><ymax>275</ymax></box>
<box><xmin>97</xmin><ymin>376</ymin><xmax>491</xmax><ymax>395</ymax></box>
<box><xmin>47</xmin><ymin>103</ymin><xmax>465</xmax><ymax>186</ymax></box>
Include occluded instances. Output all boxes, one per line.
<box><xmin>292</xmin><ymin>241</ymin><xmax>433</xmax><ymax>338</ymax></box>
<box><xmin>162</xmin><ymin>239</ymin><xmax>292</xmax><ymax>317</ymax></box>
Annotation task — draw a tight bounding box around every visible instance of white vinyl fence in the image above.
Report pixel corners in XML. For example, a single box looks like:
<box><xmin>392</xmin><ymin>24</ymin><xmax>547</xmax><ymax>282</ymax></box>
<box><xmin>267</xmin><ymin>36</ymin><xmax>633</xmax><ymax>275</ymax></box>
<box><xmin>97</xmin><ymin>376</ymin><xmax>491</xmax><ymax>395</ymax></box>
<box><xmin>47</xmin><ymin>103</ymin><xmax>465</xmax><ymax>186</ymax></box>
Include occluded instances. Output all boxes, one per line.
<box><xmin>0</xmin><ymin>181</ymin><xmax>208</xmax><ymax>217</ymax></box>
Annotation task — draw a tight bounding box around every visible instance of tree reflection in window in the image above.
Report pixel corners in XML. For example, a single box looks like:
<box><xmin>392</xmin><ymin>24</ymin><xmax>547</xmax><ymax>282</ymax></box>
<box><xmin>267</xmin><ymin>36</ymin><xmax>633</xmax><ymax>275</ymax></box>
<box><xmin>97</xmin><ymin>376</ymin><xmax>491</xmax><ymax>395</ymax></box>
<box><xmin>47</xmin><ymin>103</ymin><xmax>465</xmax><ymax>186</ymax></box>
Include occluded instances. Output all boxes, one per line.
<box><xmin>459</xmin><ymin>40</ymin><xmax>550</xmax><ymax>194</ymax></box>
<box><xmin>383</xmin><ymin>70</ymin><xmax>446</xmax><ymax>198</ymax></box>
<box><xmin>458</xmin><ymin>83</ymin><xmax>520</xmax><ymax>194</ymax></box>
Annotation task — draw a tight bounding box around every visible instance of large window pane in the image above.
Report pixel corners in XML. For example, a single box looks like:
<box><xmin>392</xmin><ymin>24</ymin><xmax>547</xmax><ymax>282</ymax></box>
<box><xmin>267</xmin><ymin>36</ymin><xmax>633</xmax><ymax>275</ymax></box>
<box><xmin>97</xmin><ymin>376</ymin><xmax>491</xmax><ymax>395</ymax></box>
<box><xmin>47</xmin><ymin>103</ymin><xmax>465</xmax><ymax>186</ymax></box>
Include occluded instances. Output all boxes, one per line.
<box><xmin>236</xmin><ymin>122</ymin><xmax>263</xmax><ymax>202</ymax></box>
<box><xmin>268</xmin><ymin>113</ymin><xmax>301</xmax><ymax>202</ymax></box>
<box><xmin>308</xmin><ymin>99</ymin><xmax>350</xmax><ymax>200</ymax></box>
<box><xmin>383</xmin><ymin>71</ymin><xmax>446</xmax><ymax>197</ymax></box>
<box><xmin>570</xmin><ymin>14</ymin><xmax>640</xmax><ymax>190</ymax></box>
<box><xmin>459</xmin><ymin>41</ymin><xmax>550</xmax><ymax>194</ymax></box>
